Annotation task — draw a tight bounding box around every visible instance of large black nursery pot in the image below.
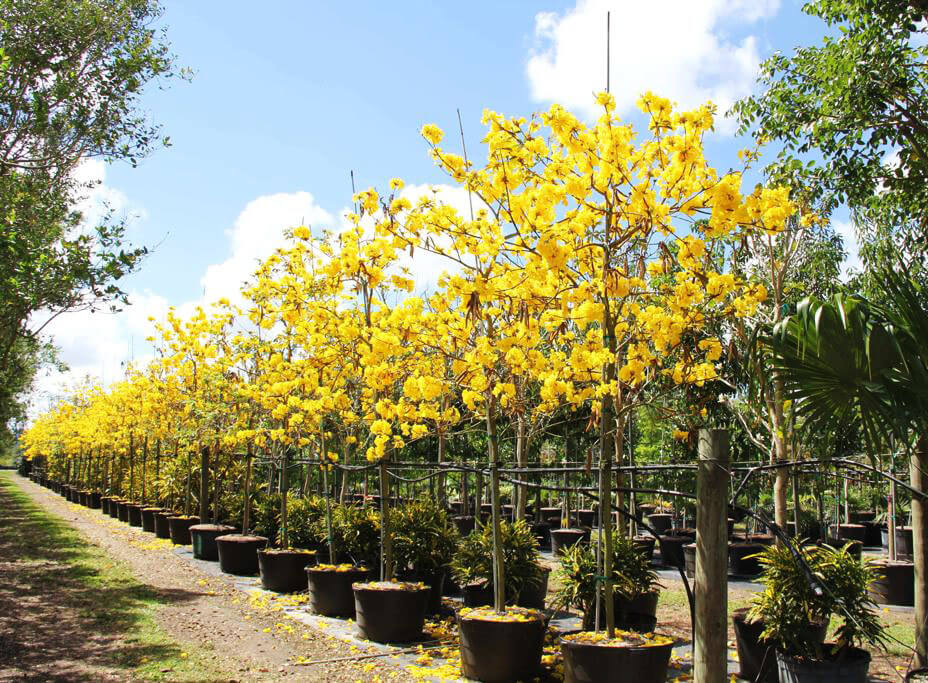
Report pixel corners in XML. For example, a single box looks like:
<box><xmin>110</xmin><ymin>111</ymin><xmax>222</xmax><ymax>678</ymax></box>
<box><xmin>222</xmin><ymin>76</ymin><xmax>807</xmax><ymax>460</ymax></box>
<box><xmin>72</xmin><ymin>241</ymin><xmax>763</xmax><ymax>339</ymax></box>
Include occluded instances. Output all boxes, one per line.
<box><xmin>615</xmin><ymin>590</ymin><xmax>660</xmax><ymax>632</ymax></box>
<box><xmin>190</xmin><ymin>524</ymin><xmax>236</xmax><ymax>561</ymax></box>
<box><xmin>109</xmin><ymin>498</ymin><xmax>123</xmax><ymax>519</ymax></box>
<box><xmin>216</xmin><ymin>534</ymin><xmax>267</xmax><ymax>575</ymax></box>
<box><xmin>646</xmin><ymin>513</ymin><xmax>673</xmax><ymax>534</ymax></box>
<box><xmin>452</xmin><ymin>515</ymin><xmax>476</xmax><ymax>536</ymax></box>
<box><xmin>531</xmin><ymin>522</ymin><xmax>551</xmax><ymax>549</ymax></box>
<box><xmin>728</xmin><ymin>543</ymin><xmax>764</xmax><ymax>578</ymax></box>
<box><xmin>127</xmin><ymin>503</ymin><xmax>144</xmax><ymax>527</ymax></box>
<box><xmin>153</xmin><ymin>510</ymin><xmax>174</xmax><ymax>539</ymax></box>
<box><xmin>462</xmin><ymin>580</ymin><xmax>495</xmax><ymax>608</ymax></box>
<box><xmin>458</xmin><ymin>607</ymin><xmax>545</xmax><ymax>683</ymax></box>
<box><xmin>575</xmin><ymin>509</ymin><xmax>596</xmax><ymax>528</ymax></box>
<box><xmin>353</xmin><ymin>582</ymin><xmax>430</xmax><ymax>643</ymax></box>
<box><xmin>560</xmin><ymin>634</ymin><xmax>673</xmax><ymax>683</ymax></box>
<box><xmin>633</xmin><ymin>535</ymin><xmax>656</xmax><ymax>561</ymax></box>
<box><xmin>89</xmin><ymin>491</ymin><xmax>101</xmax><ymax>509</ymax></box>
<box><xmin>551</xmin><ymin>528</ymin><xmax>587</xmax><ymax>556</ymax></box>
<box><xmin>658</xmin><ymin>535</ymin><xmax>689</xmax><ymax>568</ymax></box>
<box><xmin>78</xmin><ymin>490</ymin><xmax>88</xmax><ymax>506</ymax></box>
<box><xmin>868</xmin><ymin>560</ymin><xmax>915</xmax><ymax>606</ymax></box>
<box><xmin>732</xmin><ymin>608</ymin><xmax>828</xmax><ymax>683</ymax></box>
<box><xmin>831</xmin><ymin>523</ymin><xmax>866</xmax><ymax>544</ymax></box>
<box><xmin>540</xmin><ymin>506</ymin><xmax>562</xmax><ymax>526</ymax></box>
<box><xmin>397</xmin><ymin>569</ymin><xmax>447</xmax><ymax>615</ymax></box>
<box><xmin>849</xmin><ymin>510</ymin><xmax>875</xmax><ymax>524</ymax></box>
<box><xmin>684</xmin><ymin>543</ymin><xmax>696</xmax><ymax>578</ymax></box>
<box><xmin>101</xmin><ymin>496</ymin><xmax>112</xmax><ymax>515</ymax></box>
<box><xmin>776</xmin><ymin>646</ymin><xmax>871</xmax><ymax>683</ymax></box>
<box><xmin>516</xmin><ymin>566</ymin><xmax>551</xmax><ymax>610</ymax></box>
<box><xmin>167</xmin><ymin>515</ymin><xmax>197</xmax><ymax>545</ymax></box>
<box><xmin>823</xmin><ymin>537</ymin><xmax>863</xmax><ymax>559</ymax></box>
<box><xmin>862</xmin><ymin>521</ymin><xmax>882</xmax><ymax>547</ymax></box>
<box><xmin>896</xmin><ymin>526</ymin><xmax>914</xmax><ymax>561</ymax></box>
<box><xmin>258</xmin><ymin>549</ymin><xmax>316</xmax><ymax>592</ymax></box>
<box><xmin>141</xmin><ymin>507</ymin><xmax>163</xmax><ymax>533</ymax></box>
<box><xmin>307</xmin><ymin>566</ymin><xmax>370</xmax><ymax>617</ymax></box>
<box><xmin>117</xmin><ymin>500</ymin><xmax>130</xmax><ymax>522</ymax></box>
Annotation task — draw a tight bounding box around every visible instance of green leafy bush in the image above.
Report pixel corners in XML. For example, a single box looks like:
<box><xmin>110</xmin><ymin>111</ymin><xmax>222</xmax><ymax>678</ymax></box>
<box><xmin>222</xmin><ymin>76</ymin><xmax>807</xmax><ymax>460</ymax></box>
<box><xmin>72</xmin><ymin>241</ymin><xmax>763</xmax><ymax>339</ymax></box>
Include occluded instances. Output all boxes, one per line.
<box><xmin>749</xmin><ymin>543</ymin><xmax>886</xmax><ymax>658</ymax></box>
<box><xmin>450</xmin><ymin>519</ymin><xmax>542</xmax><ymax>601</ymax></box>
<box><xmin>554</xmin><ymin>534</ymin><xmax>659</xmax><ymax>622</ymax></box>
<box><xmin>392</xmin><ymin>499</ymin><xmax>459</xmax><ymax>575</ymax></box>
<box><xmin>284</xmin><ymin>495</ymin><xmax>328</xmax><ymax>549</ymax></box>
<box><xmin>333</xmin><ymin>504</ymin><xmax>380</xmax><ymax>568</ymax></box>
<box><xmin>252</xmin><ymin>492</ymin><xmax>282</xmax><ymax>542</ymax></box>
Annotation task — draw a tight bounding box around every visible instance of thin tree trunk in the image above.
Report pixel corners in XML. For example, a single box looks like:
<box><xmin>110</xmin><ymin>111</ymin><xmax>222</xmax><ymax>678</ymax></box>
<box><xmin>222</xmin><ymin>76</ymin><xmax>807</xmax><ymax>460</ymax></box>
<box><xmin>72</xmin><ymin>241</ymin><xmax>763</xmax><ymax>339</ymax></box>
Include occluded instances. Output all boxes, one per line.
<box><xmin>242</xmin><ymin>446</ymin><xmax>253</xmax><ymax>534</ymax></box>
<box><xmin>486</xmin><ymin>399</ymin><xmax>506</xmax><ymax>613</ymax></box>
<box><xmin>199</xmin><ymin>444</ymin><xmax>209</xmax><ymax>523</ymax></box>
<box><xmin>911</xmin><ymin>441</ymin><xmax>928</xmax><ymax>667</ymax></box>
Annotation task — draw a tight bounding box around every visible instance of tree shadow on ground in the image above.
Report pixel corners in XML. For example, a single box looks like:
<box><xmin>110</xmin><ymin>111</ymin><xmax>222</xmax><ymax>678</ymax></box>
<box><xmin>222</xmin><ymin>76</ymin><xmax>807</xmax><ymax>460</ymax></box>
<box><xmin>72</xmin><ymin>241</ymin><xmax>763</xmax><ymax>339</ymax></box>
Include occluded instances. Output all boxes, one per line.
<box><xmin>0</xmin><ymin>475</ymin><xmax>205</xmax><ymax>682</ymax></box>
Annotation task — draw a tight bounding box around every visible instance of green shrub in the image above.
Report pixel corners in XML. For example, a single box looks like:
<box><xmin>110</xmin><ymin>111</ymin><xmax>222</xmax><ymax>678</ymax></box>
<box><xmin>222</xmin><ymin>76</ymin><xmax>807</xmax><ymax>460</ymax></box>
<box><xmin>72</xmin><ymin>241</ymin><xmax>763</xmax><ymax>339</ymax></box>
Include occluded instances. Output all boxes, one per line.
<box><xmin>450</xmin><ymin>519</ymin><xmax>542</xmax><ymax>602</ymax></box>
<box><xmin>283</xmin><ymin>495</ymin><xmax>328</xmax><ymax>549</ymax></box>
<box><xmin>750</xmin><ymin>543</ymin><xmax>886</xmax><ymax>658</ymax></box>
<box><xmin>392</xmin><ymin>499</ymin><xmax>459</xmax><ymax>575</ymax></box>
<box><xmin>554</xmin><ymin>535</ymin><xmax>659</xmax><ymax>621</ymax></box>
<box><xmin>333</xmin><ymin>504</ymin><xmax>380</xmax><ymax>568</ymax></box>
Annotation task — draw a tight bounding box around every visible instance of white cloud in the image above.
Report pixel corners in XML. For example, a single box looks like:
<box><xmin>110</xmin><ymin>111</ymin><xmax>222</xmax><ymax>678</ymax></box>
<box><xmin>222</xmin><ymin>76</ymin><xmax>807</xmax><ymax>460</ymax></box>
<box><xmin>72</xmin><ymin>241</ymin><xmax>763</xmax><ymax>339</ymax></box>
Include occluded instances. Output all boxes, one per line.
<box><xmin>525</xmin><ymin>0</ymin><xmax>780</xmax><ymax>131</ymax></box>
<box><xmin>200</xmin><ymin>191</ymin><xmax>333</xmax><ymax>306</ymax></box>
<box><xmin>833</xmin><ymin>219</ymin><xmax>862</xmax><ymax>280</ymax></box>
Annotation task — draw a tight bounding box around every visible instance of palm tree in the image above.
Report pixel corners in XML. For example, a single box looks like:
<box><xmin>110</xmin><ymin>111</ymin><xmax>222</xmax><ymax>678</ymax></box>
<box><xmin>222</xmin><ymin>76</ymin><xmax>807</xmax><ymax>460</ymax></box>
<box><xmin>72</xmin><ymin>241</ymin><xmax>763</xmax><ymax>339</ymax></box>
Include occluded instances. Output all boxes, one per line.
<box><xmin>768</xmin><ymin>265</ymin><xmax>928</xmax><ymax>666</ymax></box>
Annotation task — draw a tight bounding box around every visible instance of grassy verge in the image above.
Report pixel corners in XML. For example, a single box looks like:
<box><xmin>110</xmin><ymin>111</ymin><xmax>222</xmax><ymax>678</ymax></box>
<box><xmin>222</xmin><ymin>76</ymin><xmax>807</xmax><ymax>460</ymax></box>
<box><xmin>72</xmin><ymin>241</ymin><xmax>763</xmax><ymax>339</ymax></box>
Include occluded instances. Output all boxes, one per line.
<box><xmin>0</xmin><ymin>472</ymin><xmax>227</xmax><ymax>681</ymax></box>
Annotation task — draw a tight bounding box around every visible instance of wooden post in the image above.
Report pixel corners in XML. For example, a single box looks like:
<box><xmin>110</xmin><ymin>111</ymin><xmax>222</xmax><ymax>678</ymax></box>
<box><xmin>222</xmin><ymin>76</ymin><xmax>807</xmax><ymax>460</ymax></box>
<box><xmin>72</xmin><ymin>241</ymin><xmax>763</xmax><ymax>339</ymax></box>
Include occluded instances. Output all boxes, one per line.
<box><xmin>199</xmin><ymin>444</ymin><xmax>209</xmax><ymax>523</ymax></box>
<box><xmin>910</xmin><ymin>441</ymin><xmax>928</xmax><ymax>667</ymax></box>
<box><xmin>694</xmin><ymin>429</ymin><xmax>729</xmax><ymax>683</ymax></box>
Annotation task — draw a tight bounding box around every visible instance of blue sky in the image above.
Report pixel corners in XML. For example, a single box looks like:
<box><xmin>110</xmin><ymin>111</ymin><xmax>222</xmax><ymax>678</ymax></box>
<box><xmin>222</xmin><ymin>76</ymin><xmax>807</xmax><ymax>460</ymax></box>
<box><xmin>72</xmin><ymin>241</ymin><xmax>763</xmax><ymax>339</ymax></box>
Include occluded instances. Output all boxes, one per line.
<box><xmin>34</xmin><ymin>0</ymin><xmax>851</xmax><ymax>407</ymax></box>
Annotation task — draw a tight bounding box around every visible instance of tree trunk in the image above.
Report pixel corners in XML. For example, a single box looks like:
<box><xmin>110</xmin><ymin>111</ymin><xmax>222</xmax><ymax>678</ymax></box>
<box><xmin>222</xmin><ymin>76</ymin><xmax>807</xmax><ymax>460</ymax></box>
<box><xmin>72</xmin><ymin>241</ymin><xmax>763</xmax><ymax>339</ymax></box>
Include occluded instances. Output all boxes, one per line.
<box><xmin>380</xmin><ymin>459</ymin><xmax>393</xmax><ymax>580</ymax></box>
<box><xmin>242</xmin><ymin>447</ymin><xmax>253</xmax><ymax>534</ymax></box>
<box><xmin>486</xmin><ymin>399</ymin><xmax>506</xmax><ymax>613</ymax></box>
<box><xmin>280</xmin><ymin>449</ymin><xmax>290</xmax><ymax>548</ymax></box>
<box><xmin>199</xmin><ymin>444</ymin><xmax>209</xmax><ymax>523</ymax></box>
<box><xmin>515</xmin><ymin>416</ymin><xmax>527</xmax><ymax>521</ymax></box>
<box><xmin>910</xmin><ymin>441</ymin><xmax>928</xmax><ymax>667</ymax></box>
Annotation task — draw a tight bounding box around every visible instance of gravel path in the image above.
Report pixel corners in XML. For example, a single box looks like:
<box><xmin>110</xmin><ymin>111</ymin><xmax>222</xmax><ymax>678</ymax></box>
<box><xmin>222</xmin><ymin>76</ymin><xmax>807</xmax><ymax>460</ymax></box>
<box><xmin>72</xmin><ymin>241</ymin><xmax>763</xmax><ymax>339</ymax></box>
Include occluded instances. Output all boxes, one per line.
<box><xmin>3</xmin><ymin>473</ymin><xmax>404</xmax><ymax>681</ymax></box>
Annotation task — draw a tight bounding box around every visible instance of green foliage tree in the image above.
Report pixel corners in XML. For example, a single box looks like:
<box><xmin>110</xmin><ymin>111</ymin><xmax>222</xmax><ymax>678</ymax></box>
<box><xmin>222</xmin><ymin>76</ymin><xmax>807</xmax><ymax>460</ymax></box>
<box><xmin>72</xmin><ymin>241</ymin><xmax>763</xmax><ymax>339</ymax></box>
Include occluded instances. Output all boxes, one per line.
<box><xmin>0</xmin><ymin>0</ymin><xmax>185</xmax><ymax>438</ymax></box>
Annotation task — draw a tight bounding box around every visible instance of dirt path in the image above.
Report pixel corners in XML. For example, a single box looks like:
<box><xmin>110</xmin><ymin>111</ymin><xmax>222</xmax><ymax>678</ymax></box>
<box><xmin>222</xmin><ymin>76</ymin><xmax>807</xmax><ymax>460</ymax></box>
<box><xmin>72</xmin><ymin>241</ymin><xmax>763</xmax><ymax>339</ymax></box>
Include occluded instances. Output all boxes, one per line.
<box><xmin>0</xmin><ymin>473</ymin><xmax>403</xmax><ymax>682</ymax></box>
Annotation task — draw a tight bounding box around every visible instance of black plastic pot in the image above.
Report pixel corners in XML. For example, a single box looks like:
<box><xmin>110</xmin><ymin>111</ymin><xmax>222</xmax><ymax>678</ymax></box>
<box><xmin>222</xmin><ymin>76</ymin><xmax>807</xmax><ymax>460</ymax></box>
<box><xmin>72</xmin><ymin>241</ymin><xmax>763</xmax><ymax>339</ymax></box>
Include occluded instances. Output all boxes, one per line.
<box><xmin>307</xmin><ymin>566</ymin><xmax>369</xmax><ymax>617</ymax></box>
<box><xmin>117</xmin><ymin>501</ymin><xmax>130</xmax><ymax>523</ymax></box>
<box><xmin>517</xmin><ymin>566</ymin><xmax>550</xmax><ymax>610</ymax></box>
<box><xmin>458</xmin><ymin>608</ymin><xmax>545</xmax><ymax>683</ymax></box>
<box><xmin>353</xmin><ymin>582</ymin><xmax>430</xmax><ymax>643</ymax></box>
<box><xmin>728</xmin><ymin>543</ymin><xmax>764</xmax><ymax>578</ymax></box>
<box><xmin>560</xmin><ymin>634</ymin><xmax>673</xmax><ymax>683</ymax></box>
<box><xmin>831</xmin><ymin>523</ymin><xmax>866</xmax><ymax>544</ymax></box>
<box><xmin>89</xmin><ymin>492</ymin><xmax>101</xmax><ymax>509</ymax></box>
<box><xmin>882</xmin><ymin>526</ymin><xmax>889</xmax><ymax>549</ymax></box>
<box><xmin>141</xmin><ymin>507</ymin><xmax>163</xmax><ymax>533</ymax></box>
<box><xmin>452</xmin><ymin>515</ymin><xmax>476</xmax><ymax>536</ymax></box>
<box><xmin>732</xmin><ymin>608</ymin><xmax>828</xmax><ymax>683</ymax></box>
<box><xmin>153</xmin><ymin>511</ymin><xmax>173</xmax><ymax>539</ymax></box>
<box><xmin>576</xmin><ymin>509</ymin><xmax>596</xmax><ymax>528</ymax></box>
<box><xmin>684</xmin><ymin>543</ymin><xmax>696</xmax><ymax>578</ymax></box>
<box><xmin>776</xmin><ymin>646</ymin><xmax>870</xmax><ymax>683</ymax></box>
<box><xmin>463</xmin><ymin>580</ymin><xmax>495</xmax><ymax>608</ymax></box>
<box><xmin>127</xmin><ymin>503</ymin><xmax>143</xmax><ymax>527</ymax></box>
<box><xmin>616</xmin><ymin>590</ymin><xmax>660</xmax><ymax>632</ymax></box>
<box><xmin>216</xmin><ymin>534</ymin><xmax>267</xmax><ymax>575</ymax></box>
<box><xmin>896</xmin><ymin>527</ymin><xmax>914</xmax><ymax>561</ymax></box>
<box><xmin>258</xmin><ymin>549</ymin><xmax>316</xmax><ymax>592</ymax></box>
<box><xmin>862</xmin><ymin>521</ymin><xmax>882</xmax><ymax>547</ymax></box>
<box><xmin>396</xmin><ymin>569</ymin><xmax>446</xmax><ymax>615</ymax></box>
<box><xmin>190</xmin><ymin>524</ymin><xmax>236</xmax><ymax>561</ymax></box>
<box><xmin>551</xmin><ymin>528</ymin><xmax>587</xmax><ymax>555</ymax></box>
<box><xmin>633</xmin><ymin>536</ymin><xmax>656</xmax><ymax>561</ymax></box>
<box><xmin>849</xmin><ymin>511</ymin><xmax>875</xmax><ymax>524</ymax></box>
<box><xmin>647</xmin><ymin>513</ymin><xmax>673</xmax><ymax>534</ymax></box>
<box><xmin>101</xmin><ymin>497</ymin><xmax>112</xmax><ymax>515</ymax></box>
<box><xmin>531</xmin><ymin>522</ymin><xmax>551</xmax><ymax>549</ymax></box>
<box><xmin>868</xmin><ymin>560</ymin><xmax>914</xmax><ymax>606</ymax></box>
<box><xmin>108</xmin><ymin>499</ymin><xmax>123</xmax><ymax>519</ymax></box>
<box><xmin>540</xmin><ymin>506</ymin><xmax>562</xmax><ymax>526</ymax></box>
<box><xmin>658</xmin><ymin>535</ymin><xmax>688</xmax><ymax>568</ymax></box>
<box><xmin>167</xmin><ymin>515</ymin><xmax>197</xmax><ymax>545</ymax></box>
